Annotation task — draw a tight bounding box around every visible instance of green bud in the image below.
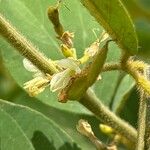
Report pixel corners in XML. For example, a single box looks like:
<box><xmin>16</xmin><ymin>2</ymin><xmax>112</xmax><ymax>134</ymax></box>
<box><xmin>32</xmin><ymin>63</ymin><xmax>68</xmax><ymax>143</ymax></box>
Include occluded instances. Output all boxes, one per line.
<box><xmin>60</xmin><ymin>44</ymin><xmax>77</xmax><ymax>58</ymax></box>
<box><xmin>47</xmin><ymin>5</ymin><xmax>64</xmax><ymax>36</ymax></box>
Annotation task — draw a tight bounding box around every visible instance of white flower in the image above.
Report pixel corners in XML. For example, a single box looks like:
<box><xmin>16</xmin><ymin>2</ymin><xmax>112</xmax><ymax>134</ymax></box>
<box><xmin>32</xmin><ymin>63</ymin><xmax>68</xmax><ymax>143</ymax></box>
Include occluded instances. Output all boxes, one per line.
<box><xmin>23</xmin><ymin>58</ymin><xmax>38</xmax><ymax>73</ymax></box>
<box><xmin>23</xmin><ymin>58</ymin><xmax>80</xmax><ymax>95</ymax></box>
<box><xmin>23</xmin><ymin>58</ymin><xmax>51</xmax><ymax>96</ymax></box>
<box><xmin>24</xmin><ymin>75</ymin><xmax>51</xmax><ymax>96</ymax></box>
<box><xmin>50</xmin><ymin>58</ymin><xmax>81</xmax><ymax>92</ymax></box>
<box><xmin>23</xmin><ymin>58</ymin><xmax>43</xmax><ymax>77</ymax></box>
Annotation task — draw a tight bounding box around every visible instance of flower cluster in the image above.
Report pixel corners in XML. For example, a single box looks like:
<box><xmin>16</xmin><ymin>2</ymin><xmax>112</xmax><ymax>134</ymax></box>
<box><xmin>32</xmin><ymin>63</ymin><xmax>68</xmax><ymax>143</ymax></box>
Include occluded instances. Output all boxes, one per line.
<box><xmin>23</xmin><ymin>57</ymin><xmax>80</xmax><ymax>96</ymax></box>
<box><xmin>23</xmin><ymin>31</ymin><xmax>109</xmax><ymax>97</ymax></box>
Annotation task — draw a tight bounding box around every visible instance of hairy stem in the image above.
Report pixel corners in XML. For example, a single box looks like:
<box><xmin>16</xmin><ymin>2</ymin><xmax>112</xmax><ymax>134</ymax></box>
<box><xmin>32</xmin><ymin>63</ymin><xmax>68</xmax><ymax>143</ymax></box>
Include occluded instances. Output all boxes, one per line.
<box><xmin>120</xmin><ymin>51</ymin><xmax>130</xmax><ymax>71</ymax></box>
<box><xmin>136</xmin><ymin>91</ymin><xmax>146</xmax><ymax>150</ymax></box>
<box><xmin>0</xmin><ymin>14</ymin><xmax>58</xmax><ymax>75</ymax></box>
<box><xmin>126</xmin><ymin>62</ymin><xmax>150</xmax><ymax>96</ymax></box>
<box><xmin>80</xmin><ymin>89</ymin><xmax>137</xmax><ymax>146</ymax></box>
<box><xmin>145</xmin><ymin>98</ymin><xmax>150</xmax><ymax>150</ymax></box>
<box><xmin>119</xmin><ymin>52</ymin><xmax>150</xmax><ymax>96</ymax></box>
<box><xmin>144</xmin><ymin>66</ymin><xmax>150</xmax><ymax>150</ymax></box>
<box><xmin>136</xmin><ymin>66</ymin><xmax>150</xmax><ymax>150</ymax></box>
<box><xmin>102</xmin><ymin>63</ymin><xmax>121</xmax><ymax>72</ymax></box>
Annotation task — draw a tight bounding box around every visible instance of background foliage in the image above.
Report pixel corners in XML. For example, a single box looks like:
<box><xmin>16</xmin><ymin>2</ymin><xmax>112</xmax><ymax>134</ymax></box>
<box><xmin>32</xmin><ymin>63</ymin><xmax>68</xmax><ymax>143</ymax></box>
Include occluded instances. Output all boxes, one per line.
<box><xmin>0</xmin><ymin>0</ymin><xmax>150</xmax><ymax>149</ymax></box>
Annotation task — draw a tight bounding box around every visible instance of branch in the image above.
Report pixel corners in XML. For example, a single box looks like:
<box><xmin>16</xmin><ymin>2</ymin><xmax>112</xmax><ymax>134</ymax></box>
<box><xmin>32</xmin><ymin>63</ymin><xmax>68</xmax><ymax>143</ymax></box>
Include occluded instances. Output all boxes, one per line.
<box><xmin>136</xmin><ymin>91</ymin><xmax>146</xmax><ymax>150</ymax></box>
<box><xmin>145</xmin><ymin>98</ymin><xmax>150</xmax><ymax>150</ymax></box>
<box><xmin>125</xmin><ymin>61</ymin><xmax>150</xmax><ymax>96</ymax></box>
<box><xmin>144</xmin><ymin>66</ymin><xmax>150</xmax><ymax>150</ymax></box>
<box><xmin>0</xmin><ymin>14</ymin><xmax>58</xmax><ymax>75</ymax></box>
<box><xmin>80</xmin><ymin>89</ymin><xmax>137</xmax><ymax>146</ymax></box>
<box><xmin>102</xmin><ymin>63</ymin><xmax>121</xmax><ymax>72</ymax></box>
<box><xmin>136</xmin><ymin>66</ymin><xmax>150</xmax><ymax>150</ymax></box>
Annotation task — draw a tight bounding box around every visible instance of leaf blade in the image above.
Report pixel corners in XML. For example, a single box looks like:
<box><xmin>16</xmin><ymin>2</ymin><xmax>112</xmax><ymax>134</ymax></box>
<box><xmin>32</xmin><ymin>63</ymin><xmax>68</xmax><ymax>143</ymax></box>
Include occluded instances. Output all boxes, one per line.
<box><xmin>0</xmin><ymin>108</ymin><xmax>34</xmax><ymax>150</ymax></box>
<box><xmin>80</xmin><ymin>0</ymin><xmax>138</xmax><ymax>55</ymax></box>
<box><xmin>0</xmin><ymin>99</ymin><xmax>81</xmax><ymax>150</ymax></box>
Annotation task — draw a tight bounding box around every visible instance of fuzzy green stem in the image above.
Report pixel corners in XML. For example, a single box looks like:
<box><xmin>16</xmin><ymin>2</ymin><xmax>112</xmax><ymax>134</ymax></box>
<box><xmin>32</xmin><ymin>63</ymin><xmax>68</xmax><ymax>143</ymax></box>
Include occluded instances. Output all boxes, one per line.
<box><xmin>120</xmin><ymin>51</ymin><xmax>130</xmax><ymax>70</ymax></box>
<box><xmin>145</xmin><ymin>98</ymin><xmax>150</xmax><ymax>150</ymax></box>
<box><xmin>102</xmin><ymin>63</ymin><xmax>121</xmax><ymax>72</ymax></box>
<box><xmin>79</xmin><ymin>89</ymin><xmax>137</xmax><ymax>145</ymax></box>
<box><xmin>120</xmin><ymin>52</ymin><xmax>150</xmax><ymax>96</ymax></box>
<box><xmin>126</xmin><ymin>63</ymin><xmax>150</xmax><ymax>96</ymax></box>
<box><xmin>136</xmin><ymin>91</ymin><xmax>146</xmax><ymax>150</ymax></box>
<box><xmin>0</xmin><ymin>14</ymin><xmax>58</xmax><ymax>75</ymax></box>
<box><xmin>144</xmin><ymin>66</ymin><xmax>150</xmax><ymax>150</ymax></box>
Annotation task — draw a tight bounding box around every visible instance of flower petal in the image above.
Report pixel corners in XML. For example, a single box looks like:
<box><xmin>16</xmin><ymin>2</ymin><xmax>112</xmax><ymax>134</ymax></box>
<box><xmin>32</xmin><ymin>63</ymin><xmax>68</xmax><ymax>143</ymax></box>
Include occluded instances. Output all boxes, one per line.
<box><xmin>24</xmin><ymin>76</ymin><xmax>50</xmax><ymax>96</ymax></box>
<box><xmin>50</xmin><ymin>69</ymin><xmax>71</xmax><ymax>92</ymax></box>
<box><xmin>56</xmin><ymin>58</ymin><xmax>81</xmax><ymax>73</ymax></box>
<box><xmin>23</xmin><ymin>58</ymin><xmax>38</xmax><ymax>72</ymax></box>
<box><xmin>56</xmin><ymin>58</ymin><xmax>78</xmax><ymax>69</ymax></box>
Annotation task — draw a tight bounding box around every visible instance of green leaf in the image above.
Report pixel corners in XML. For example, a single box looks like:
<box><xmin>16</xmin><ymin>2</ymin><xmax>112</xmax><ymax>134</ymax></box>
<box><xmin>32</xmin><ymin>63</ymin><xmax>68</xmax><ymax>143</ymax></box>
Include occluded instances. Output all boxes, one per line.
<box><xmin>136</xmin><ymin>19</ymin><xmax>150</xmax><ymax>62</ymax></box>
<box><xmin>0</xmin><ymin>99</ymin><xmax>81</xmax><ymax>150</ymax></box>
<box><xmin>111</xmin><ymin>74</ymin><xmax>135</xmax><ymax>112</ymax></box>
<box><xmin>93</xmin><ymin>43</ymin><xmax>121</xmax><ymax>106</ymax></box>
<box><xmin>121</xmin><ymin>0</ymin><xmax>150</xmax><ymax>20</ymax></box>
<box><xmin>13</xmin><ymin>91</ymin><xmax>106</xmax><ymax>150</ymax></box>
<box><xmin>138</xmin><ymin>0</ymin><xmax>150</xmax><ymax>11</ymax></box>
<box><xmin>118</xmin><ymin>88</ymin><xmax>139</xmax><ymax>127</ymax></box>
<box><xmin>94</xmin><ymin>71</ymin><xmax>120</xmax><ymax>106</ymax></box>
<box><xmin>121</xmin><ymin>0</ymin><xmax>150</xmax><ymax>60</ymax></box>
<box><xmin>104</xmin><ymin>74</ymin><xmax>137</xmax><ymax>127</ymax></box>
<box><xmin>80</xmin><ymin>0</ymin><xmax>138</xmax><ymax>55</ymax></box>
<box><xmin>0</xmin><ymin>108</ymin><xmax>34</xmax><ymax>150</ymax></box>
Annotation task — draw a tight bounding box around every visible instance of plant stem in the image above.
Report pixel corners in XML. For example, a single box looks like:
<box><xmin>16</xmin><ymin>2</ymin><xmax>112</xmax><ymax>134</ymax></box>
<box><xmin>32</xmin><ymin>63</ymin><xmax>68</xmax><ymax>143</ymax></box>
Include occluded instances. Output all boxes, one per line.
<box><xmin>136</xmin><ymin>91</ymin><xmax>146</xmax><ymax>150</ymax></box>
<box><xmin>102</xmin><ymin>63</ymin><xmax>121</xmax><ymax>72</ymax></box>
<box><xmin>120</xmin><ymin>51</ymin><xmax>130</xmax><ymax>67</ymax></box>
<box><xmin>0</xmin><ymin>13</ymin><xmax>137</xmax><ymax>148</ymax></box>
<box><xmin>144</xmin><ymin>66</ymin><xmax>150</xmax><ymax>150</ymax></box>
<box><xmin>145</xmin><ymin>98</ymin><xmax>150</xmax><ymax>150</ymax></box>
<box><xmin>0</xmin><ymin>14</ymin><xmax>58</xmax><ymax>75</ymax></box>
<box><xmin>126</xmin><ymin>62</ymin><xmax>150</xmax><ymax>96</ymax></box>
<box><xmin>79</xmin><ymin>89</ymin><xmax>137</xmax><ymax>146</ymax></box>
